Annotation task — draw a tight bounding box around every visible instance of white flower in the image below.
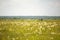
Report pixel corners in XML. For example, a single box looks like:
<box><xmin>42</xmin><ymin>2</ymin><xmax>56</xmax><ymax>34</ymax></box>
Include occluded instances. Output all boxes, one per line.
<box><xmin>50</xmin><ymin>37</ymin><xmax>54</xmax><ymax>39</ymax></box>
<box><xmin>12</xmin><ymin>38</ymin><xmax>15</xmax><ymax>40</ymax></box>
<box><xmin>51</xmin><ymin>32</ymin><xmax>56</xmax><ymax>34</ymax></box>
<box><xmin>51</xmin><ymin>25</ymin><xmax>55</xmax><ymax>27</ymax></box>
<box><xmin>0</xmin><ymin>28</ymin><xmax>2</xmax><ymax>30</ymax></box>
<box><xmin>43</xmin><ymin>22</ymin><xmax>47</xmax><ymax>25</ymax></box>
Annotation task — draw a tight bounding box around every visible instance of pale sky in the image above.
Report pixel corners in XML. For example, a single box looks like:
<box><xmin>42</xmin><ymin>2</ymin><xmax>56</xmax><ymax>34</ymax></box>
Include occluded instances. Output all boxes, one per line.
<box><xmin>0</xmin><ymin>0</ymin><xmax>60</xmax><ymax>16</ymax></box>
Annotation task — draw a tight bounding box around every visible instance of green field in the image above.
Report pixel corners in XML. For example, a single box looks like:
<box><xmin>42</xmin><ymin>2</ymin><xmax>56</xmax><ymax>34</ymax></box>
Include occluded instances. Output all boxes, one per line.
<box><xmin>0</xmin><ymin>19</ymin><xmax>60</xmax><ymax>40</ymax></box>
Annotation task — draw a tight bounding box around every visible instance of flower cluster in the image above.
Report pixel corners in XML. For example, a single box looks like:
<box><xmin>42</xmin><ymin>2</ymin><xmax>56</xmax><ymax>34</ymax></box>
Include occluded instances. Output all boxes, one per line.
<box><xmin>0</xmin><ymin>19</ymin><xmax>60</xmax><ymax>40</ymax></box>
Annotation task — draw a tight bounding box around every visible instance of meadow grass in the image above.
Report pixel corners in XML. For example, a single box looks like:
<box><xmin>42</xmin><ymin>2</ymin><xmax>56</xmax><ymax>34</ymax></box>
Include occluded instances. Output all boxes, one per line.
<box><xmin>0</xmin><ymin>19</ymin><xmax>60</xmax><ymax>40</ymax></box>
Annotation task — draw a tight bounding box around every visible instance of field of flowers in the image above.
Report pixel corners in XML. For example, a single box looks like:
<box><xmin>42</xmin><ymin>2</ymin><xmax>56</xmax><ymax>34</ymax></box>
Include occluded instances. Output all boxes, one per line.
<box><xmin>0</xmin><ymin>19</ymin><xmax>60</xmax><ymax>40</ymax></box>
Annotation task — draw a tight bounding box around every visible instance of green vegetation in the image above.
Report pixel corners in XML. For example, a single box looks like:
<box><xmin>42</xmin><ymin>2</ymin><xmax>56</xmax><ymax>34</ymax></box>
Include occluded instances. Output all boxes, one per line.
<box><xmin>0</xmin><ymin>19</ymin><xmax>60</xmax><ymax>40</ymax></box>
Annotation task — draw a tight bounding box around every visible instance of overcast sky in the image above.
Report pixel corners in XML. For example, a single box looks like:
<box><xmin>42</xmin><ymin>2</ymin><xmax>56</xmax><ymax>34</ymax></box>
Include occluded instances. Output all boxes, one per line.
<box><xmin>0</xmin><ymin>0</ymin><xmax>60</xmax><ymax>16</ymax></box>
